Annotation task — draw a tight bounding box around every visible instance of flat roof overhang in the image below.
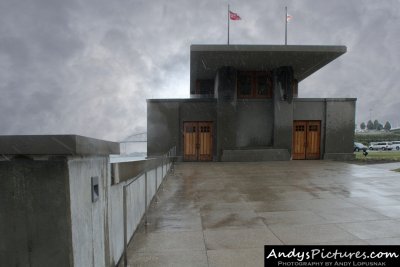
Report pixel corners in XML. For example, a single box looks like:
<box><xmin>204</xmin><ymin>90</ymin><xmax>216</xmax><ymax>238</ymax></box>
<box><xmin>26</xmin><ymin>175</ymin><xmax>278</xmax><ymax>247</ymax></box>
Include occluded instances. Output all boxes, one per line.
<box><xmin>190</xmin><ymin>44</ymin><xmax>347</xmax><ymax>84</ymax></box>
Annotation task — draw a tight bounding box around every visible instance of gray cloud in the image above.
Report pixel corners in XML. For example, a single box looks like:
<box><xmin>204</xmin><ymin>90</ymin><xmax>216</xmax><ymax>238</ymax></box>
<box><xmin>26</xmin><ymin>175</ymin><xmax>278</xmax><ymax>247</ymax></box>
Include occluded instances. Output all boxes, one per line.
<box><xmin>0</xmin><ymin>0</ymin><xmax>399</xmax><ymax>142</ymax></box>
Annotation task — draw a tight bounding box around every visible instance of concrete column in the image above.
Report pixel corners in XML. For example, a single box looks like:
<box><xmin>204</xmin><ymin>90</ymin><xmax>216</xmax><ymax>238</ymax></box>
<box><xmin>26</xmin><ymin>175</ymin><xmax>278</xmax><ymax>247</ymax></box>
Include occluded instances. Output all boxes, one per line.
<box><xmin>324</xmin><ymin>99</ymin><xmax>356</xmax><ymax>160</ymax></box>
<box><xmin>215</xmin><ymin>67</ymin><xmax>238</xmax><ymax>160</ymax></box>
<box><xmin>273</xmin><ymin>70</ymin><xmax>294</xmax><ymax>152</ymax></box>
<box><xmin>0</xmin><ymin>135</ymin><xmax>119</xmax><ymax>267</ymax></box>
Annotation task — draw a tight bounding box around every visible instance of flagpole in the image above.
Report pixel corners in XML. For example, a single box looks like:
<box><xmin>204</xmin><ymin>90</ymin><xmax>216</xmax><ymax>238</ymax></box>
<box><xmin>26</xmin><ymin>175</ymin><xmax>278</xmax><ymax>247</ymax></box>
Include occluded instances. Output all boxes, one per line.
<box><xmin>228</xmin><ymin>4</ymin><xmax>230</xmax><ymax>45</ymax></box>
<box><xmin>285</xmin><ymin>6</ymin><xmax>287</xmax><ymax>45</ymax></box>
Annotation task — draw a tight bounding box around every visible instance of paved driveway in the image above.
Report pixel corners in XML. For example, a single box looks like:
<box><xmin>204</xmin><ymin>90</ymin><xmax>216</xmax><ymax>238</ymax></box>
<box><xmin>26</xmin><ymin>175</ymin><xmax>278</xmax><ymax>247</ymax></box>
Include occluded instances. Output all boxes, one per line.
<box><xmin>126</xmin><ymin>161</ymin><xmax>400</xmax><ymax>267</ymax></box>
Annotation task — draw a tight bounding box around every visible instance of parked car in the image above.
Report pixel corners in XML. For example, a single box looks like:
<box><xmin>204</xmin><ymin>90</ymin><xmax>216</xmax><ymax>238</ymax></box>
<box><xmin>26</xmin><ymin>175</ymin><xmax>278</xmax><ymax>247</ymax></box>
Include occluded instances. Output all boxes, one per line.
<box><xmin>369</xmin><ymin>142</ymin><xmax>393</xmax><ymax>150</ymax></box>
<box><xmin>354</xmin><ymin>142</ymin><xmax>367</xmax><ymax>152</ymax></box>
<box><xmin>391</xmin><ymin>141</ymin><xmax>400</xmax><ymax>150</ymax></box>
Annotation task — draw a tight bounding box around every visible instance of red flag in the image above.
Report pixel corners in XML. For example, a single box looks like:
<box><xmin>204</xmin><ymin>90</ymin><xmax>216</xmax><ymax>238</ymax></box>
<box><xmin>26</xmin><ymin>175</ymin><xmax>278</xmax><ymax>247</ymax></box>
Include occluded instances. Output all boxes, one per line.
<box><xmin>229</xmin><ymin>11</ymin><xmax>241</xmax><ymax>20</ymax></box>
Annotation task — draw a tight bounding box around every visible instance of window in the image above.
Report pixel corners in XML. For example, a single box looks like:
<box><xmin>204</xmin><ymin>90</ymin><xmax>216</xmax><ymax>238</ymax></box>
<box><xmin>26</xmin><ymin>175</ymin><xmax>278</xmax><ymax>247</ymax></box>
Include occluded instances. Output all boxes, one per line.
<box><xmin>195</xmin><ymin>79</ymin><xmax>214</xmax><ymax>95</ymax></box>
<box><xmin>200</xmin><ymin>126</ymin><xmax>210</xmax><ymax>132</ymax></box>
<box><xmin>237</xmin><ymin>73</ymin><xmax>252</xmax><ymax>96</ymax></box>
<box><xmin>185</xmin><ymin>126</ymin><xmax>196</xmax><ymax>133</ymax></box>
<box><xmin>237</xmin><ymin>71</ymin><xmax>273</xmax><ymax>98</ymax></box>
<box><xmin>309</xmin><ymin>125</ymin><xmax>318</xmax><ymax>131</ymax></box>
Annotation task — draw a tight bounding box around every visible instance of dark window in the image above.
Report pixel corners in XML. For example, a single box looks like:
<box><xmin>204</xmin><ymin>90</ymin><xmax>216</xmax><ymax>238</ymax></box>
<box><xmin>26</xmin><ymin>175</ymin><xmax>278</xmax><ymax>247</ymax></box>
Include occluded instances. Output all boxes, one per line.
<box><xmin>237</xmin><ymin>73</ymin><xmax>252</xmax><ymax>96</ymax></box>
<box><xmin>195</xmin><ymin>79</ymin><xmax>214</xmax><ymax>95</ymax></box>
<box><xmin>237</xmin><ymin>71</ymin><xmax>273</xmax><ymax>98</ymax></box>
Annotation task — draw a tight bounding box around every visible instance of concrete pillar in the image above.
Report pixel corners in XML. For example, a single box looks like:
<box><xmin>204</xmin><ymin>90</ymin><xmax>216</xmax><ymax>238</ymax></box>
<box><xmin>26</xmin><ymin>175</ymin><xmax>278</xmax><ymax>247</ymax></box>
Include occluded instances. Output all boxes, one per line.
<box><xmin>0</xmin><ymin>135</ymin><xmax>119</xmax><ymax>267</ymax></box>
<box><xmin>215</xmin><ymin>67</ymin><xmax>238</xmax><ymax>160</ymax></box>
<box><xmin>273</xmin><ymin>70</ymin><xmax>294</xmax><ymax>152</ymax></box>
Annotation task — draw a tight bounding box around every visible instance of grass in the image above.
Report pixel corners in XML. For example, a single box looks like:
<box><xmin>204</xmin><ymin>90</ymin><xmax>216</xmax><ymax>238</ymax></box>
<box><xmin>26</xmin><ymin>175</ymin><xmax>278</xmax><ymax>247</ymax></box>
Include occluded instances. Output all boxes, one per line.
<box><xmin>393</xmin><ymin>168</ymin><xmax>400</xmax><ymax>172</ymax></box>
<box><xmin>354</xmin><ymin>151</ymin><xmax>400</xmax><ymax>163</ymax></box>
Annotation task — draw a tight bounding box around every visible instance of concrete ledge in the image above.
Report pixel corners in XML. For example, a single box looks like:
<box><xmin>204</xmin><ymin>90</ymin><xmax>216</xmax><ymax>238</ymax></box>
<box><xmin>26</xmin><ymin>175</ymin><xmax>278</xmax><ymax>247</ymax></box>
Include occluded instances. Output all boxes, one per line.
<box><xmin>221</xmin><ymin>149</ymin><xmax>290</xmax><ymax>162</ymax></box>
<box><xmin>111</xmin><ymin>157</ymin><xmax>171</xmax><ymax>184</ymax></box>
<box><xmin>294</xmin><ymin>98</ymin><xmax>357</xmax><ymax>102</ymax></box>
<box><xmin>324</xmin><ymin>153</ymin><xmax>355</xmax><ymax>161</ymax></box>
<box><xmin>0</xmin><ymin>135</ymin><xmax>120</xmax><ymax>156</ymax></box>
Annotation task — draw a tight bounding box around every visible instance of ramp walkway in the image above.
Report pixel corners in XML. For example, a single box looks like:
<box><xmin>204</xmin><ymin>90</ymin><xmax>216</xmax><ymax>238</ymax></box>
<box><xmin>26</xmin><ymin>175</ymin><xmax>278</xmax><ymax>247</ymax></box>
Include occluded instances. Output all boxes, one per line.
<box><xmin>124</xmin><ymin>161</ymin><xmax>400</xmax><ymax>267</ymax></box>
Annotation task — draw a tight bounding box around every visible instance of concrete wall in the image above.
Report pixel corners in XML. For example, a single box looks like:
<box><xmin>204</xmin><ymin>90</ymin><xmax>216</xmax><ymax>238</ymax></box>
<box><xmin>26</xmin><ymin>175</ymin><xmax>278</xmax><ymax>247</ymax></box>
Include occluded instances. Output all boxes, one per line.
<box><xmin>273</xmin><ymin>72</ymin><xmax>293</xmax><ymax>151</ymax></box>
<box><xmin>293</xmin><ymin>98</ymin><xmax>356</xmax><ymax>160</ymax></box>
<box><xmin>180</xmin><ymin>101</ymin><xmax>217</xmax><ymax>159</ymax></box>
<box><xmin>293</xmin><ymin>100</ymin><xmax>325</xmax><ymax>121</ymax></box>
<box><xmin>148</xmin><ymin>100</ymin><xmax>217</xmax><ymax>159</ymax></box>
<box><xmin>147</xmin><ymin>101</ymin><xmax>179</xmax><ymax>156</ymax></box>
<box><xmin>325</xmin><ymin>99</ymin><xmax>356</xmax><ymax>159</ymax></box>
<box><xmin>0</xmin><ymin>135</ymin><xmax>174</xmax><ymax>267</ymax></box>
<box><xmin>125</xmin><ymin>174</ymin><xmax>146</xmax><ymax>254</ymax></box>
<box><xmin>68</xmin><ymin>157</ymin><xmax>109</xmax><ymax>267</ymax></box>
<box><xmin>0</xmin><ymin>158</ymin><xmax>72</xmax><ymax>267</ymax></box>
<box><xmin>215</xmin><ymin>67</ymin><xmax>237</xmax><ymax>101</ymax></box>
<box><xmin>236</xmin><ymin>100</ymin><xmax>274</xmax><ymax>148</ymax></box>
<box><xmin>146</xmin><ymin>169</ymin><xmax>157</xmax><ymax>208</ymax></box>
<box><xmin>70</xmin><ymin>158</ymin><xmax>163</xmax><ymax>266</ymax></box>
<box><xmin>293</xmin><ymin>100</ymin><xmax>326</xmax><ymax>158</ymax></box>
<box><xmin>108</xmin><ymin>180</ymin><xmax>124</xmax><ymax>266</ymax></box>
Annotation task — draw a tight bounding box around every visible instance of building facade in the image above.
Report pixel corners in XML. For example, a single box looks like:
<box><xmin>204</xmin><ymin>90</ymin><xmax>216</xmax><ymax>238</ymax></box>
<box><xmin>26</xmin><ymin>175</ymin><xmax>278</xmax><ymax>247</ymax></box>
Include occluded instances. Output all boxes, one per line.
<box><xmin>147</xmin><ymin>45</ymin><xmax>356</xmax><ymax>161</ymax></box>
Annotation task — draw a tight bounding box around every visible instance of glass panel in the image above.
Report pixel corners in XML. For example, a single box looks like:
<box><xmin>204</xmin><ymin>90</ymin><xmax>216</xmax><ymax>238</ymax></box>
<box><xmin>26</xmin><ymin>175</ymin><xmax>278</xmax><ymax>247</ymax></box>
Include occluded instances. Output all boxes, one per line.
<box><xmin>238</xmin><ymin>74</ymin><xmax>252</xmax><ymax>96</ymax></box>
<box><xmin>309</xmin><ymin>125</ymin><xmax>318</xmax><ymax>131</ymax></box>
<box><xmin>196</xmin><ymin>79</ymin><xmax>214</xmax><ymax>95</ymax></box>
<box><xmin>256</xmin><ymin>75</ymin><xmax>268</xmax><ymax>96</ymax></box>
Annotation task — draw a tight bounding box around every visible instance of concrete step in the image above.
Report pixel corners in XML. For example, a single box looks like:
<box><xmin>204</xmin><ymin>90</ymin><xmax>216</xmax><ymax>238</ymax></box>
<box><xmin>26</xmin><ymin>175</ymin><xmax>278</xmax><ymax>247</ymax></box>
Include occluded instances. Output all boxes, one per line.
<box><xmin>221</xmin><ymin>148</ymin><xmax>290</xmax><ymax>161</ymax></box>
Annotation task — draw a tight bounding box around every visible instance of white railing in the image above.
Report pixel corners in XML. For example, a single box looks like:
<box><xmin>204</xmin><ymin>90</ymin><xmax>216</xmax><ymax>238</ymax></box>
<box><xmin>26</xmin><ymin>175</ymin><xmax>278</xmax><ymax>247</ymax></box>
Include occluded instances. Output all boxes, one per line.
<box><xmin>109</xmin><ymin>146</ymin><xmax>176</xmax><ymax>266</ymax></box>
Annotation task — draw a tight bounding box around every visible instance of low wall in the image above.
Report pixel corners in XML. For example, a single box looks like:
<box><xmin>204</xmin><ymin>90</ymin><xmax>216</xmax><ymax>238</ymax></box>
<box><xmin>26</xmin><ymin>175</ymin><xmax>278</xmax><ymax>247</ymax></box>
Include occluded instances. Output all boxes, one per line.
<box><xmin>0</xmin><ymin>135</ymin><xmax>175</xmax><ymax>267</ymax></box>
<box><xmin>108</xmin><ymin>157</ymin><xmax>173</xmax><ymax>266</ymax></box>
<box><xmin>323</xmin><ymin>153</ymin><xmax>356</xmax><ymax>161</ymax></box>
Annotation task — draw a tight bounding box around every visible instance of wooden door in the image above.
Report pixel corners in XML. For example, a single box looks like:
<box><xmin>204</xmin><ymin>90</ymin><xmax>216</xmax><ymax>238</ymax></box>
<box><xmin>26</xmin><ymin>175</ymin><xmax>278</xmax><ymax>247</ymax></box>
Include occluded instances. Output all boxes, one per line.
<box><xmin>183</xmin><ymin>122</ymin><xmax>213</xmax><ymax>161</ymax></box>
<box><xmin>198</xmin><ymin>122</ymin><xmax>213</xmax><ymax>161</ymax></box>
<box><xmin>292</xmin><ymin>121</ymin><xmax>321</xmax><ymax>160</ymax></box>
<box><xmin>305</xmin><ymin>121</ymin><xmax>321</xmax><ymax>159</ymax></box>
<box><xmin>292</xmin><ymin>121</ymin><xmax>307</xmax><ymax>159</ymax></box>
<box><xmin>183</xmin><ymin>122</ymin><xmax>197</xmax><ymax>161</ymax></box>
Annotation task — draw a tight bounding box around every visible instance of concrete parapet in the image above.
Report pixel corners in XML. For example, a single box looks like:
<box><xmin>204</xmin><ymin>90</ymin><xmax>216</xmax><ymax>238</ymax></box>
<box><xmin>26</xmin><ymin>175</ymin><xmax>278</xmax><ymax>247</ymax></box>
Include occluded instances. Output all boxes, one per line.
<box><xmin>0</xmin><ymin>135</ymin><xmax>174</xmax><ymax>267</ymax></box>
<box><xmin>324</xmin><ymin>153</ymin><xmax>356</xmax><ymax>161</ymax></box>
<box><xmin>0</xmin><ymin>135</ymin><xmax>120</xmax><ymax>156</ymax></box>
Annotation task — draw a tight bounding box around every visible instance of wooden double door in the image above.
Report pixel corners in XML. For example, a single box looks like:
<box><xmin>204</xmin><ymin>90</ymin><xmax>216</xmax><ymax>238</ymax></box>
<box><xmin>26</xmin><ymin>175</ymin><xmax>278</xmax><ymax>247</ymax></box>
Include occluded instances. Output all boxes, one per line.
<box><xmin>292</xmin><ymin>121</ymin><xmax>321</xmax><ymax>160</ymax></box>
<box><xmin>183</xmin><ymin>122</ymin><xmax>213</xmax><ymax>161</ymax></box>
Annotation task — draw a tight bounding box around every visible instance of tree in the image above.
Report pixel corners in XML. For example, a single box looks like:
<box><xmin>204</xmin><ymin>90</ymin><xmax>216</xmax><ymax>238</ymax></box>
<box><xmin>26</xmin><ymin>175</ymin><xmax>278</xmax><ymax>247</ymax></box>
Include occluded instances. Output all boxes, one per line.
<box><xmin>360</xmin><ymin>122</ymin><xmax>366</xmax><ymax>130</ymax></box>
<box><xmin>367</xmin><ymin>120</ymin><xmax>374</xmax><ymax>130</ymax></box>
<box><xmin>384</xmin><ymin>121</ymin><xmax>391</xmax><ymax>131</ymax></box>
<box><xmin>377</xmin><ymin>123</ymin><xmax>383</xmax><ymax>131</ymax></box>
<box><xmin>373</xmin><ymin>120</ymin><xmax>379</xmax><ymax>130</ymax></box>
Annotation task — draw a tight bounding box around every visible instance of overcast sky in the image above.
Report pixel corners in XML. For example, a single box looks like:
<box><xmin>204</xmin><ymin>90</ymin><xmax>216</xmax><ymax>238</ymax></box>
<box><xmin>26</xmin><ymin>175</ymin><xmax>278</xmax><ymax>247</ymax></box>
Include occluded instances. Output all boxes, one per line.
<box><xmin>1</xmin><ymin>0</ymin><xmax>399</xmax><ymax>141</ymax></box>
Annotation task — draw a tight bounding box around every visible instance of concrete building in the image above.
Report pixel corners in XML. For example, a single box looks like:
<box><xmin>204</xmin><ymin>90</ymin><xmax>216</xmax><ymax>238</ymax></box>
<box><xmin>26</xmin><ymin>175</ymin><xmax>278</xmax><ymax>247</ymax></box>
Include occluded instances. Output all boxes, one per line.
<box><xmin>147</xmin><ymin>45</ymin><xmax>356</xmax><ymax>161</ymax></box>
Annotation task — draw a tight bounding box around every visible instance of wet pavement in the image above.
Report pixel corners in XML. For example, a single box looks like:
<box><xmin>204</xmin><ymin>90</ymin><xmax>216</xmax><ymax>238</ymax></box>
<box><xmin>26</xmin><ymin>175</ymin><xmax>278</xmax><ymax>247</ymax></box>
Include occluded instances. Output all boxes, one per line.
<box><xmin>125</xmin><ymin>161</ymin><xmax>400</xmax><ymax>267</ymax></box>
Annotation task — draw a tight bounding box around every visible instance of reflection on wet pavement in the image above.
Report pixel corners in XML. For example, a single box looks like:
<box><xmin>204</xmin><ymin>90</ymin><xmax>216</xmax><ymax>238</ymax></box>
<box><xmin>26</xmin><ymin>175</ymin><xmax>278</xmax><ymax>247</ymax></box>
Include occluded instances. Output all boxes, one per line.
<box><xmin>125</xmin><ymin>161</ymin><xmax>400</xmax><ymax>267</ymax></box>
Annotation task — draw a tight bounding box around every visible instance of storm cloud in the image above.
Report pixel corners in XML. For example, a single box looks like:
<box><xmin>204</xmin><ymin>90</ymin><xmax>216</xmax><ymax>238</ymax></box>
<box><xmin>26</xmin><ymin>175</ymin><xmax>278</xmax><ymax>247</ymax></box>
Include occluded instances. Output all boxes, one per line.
<box><xmin>0</xmin><ymin>0</ymin><xmax>399</xmax><ymax>141</ymax></box>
